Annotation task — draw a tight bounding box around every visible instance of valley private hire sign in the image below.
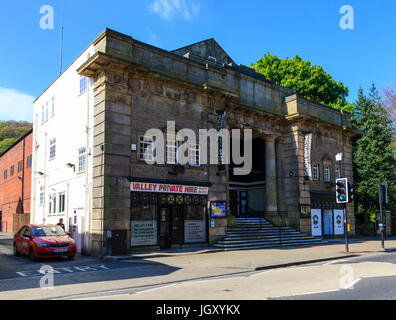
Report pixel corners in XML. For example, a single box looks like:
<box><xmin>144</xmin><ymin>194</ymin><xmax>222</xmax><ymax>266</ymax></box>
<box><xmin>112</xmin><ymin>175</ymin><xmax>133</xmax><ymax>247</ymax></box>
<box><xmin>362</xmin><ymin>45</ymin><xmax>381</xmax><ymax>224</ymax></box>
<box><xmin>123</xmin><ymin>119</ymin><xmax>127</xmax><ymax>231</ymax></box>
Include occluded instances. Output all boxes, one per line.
<box><xmin>131</xmin><ymin>182</ymin><xmax>209</xmax><ymax>195</ymax></box>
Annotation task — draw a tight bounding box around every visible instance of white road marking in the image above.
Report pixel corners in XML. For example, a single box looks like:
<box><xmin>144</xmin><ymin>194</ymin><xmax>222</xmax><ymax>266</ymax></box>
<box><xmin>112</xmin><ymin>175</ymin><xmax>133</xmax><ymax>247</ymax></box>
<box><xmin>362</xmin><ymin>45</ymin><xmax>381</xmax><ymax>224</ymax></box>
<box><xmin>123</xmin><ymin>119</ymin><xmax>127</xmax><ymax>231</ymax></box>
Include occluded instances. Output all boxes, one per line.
<box><xmin>342</xmin><ymin>278</ymin><xmax>361</xmax><ymax>290</ymax></box>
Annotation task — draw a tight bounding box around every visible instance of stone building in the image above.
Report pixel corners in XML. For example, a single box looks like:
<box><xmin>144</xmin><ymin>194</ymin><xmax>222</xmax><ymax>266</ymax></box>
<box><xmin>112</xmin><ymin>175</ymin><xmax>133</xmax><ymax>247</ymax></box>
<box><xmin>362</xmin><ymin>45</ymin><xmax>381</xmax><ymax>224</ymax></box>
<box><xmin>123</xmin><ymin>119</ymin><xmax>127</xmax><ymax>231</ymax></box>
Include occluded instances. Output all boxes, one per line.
<box><xmin>33</xmin><ymin>28</ymin><xmax>357</xmax><ymax>256</ymax></box>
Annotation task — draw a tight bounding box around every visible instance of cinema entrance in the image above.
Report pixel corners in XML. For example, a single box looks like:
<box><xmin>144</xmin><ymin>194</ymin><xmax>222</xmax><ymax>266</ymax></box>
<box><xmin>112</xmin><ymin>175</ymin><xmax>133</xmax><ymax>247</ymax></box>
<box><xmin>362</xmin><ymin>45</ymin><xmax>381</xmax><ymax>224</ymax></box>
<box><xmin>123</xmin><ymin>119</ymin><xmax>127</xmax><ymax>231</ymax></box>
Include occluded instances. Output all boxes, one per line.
<box><xmin>130</xmin><ymin>180</ymin><xmax>210</xmax><ymax>251</ymax></box>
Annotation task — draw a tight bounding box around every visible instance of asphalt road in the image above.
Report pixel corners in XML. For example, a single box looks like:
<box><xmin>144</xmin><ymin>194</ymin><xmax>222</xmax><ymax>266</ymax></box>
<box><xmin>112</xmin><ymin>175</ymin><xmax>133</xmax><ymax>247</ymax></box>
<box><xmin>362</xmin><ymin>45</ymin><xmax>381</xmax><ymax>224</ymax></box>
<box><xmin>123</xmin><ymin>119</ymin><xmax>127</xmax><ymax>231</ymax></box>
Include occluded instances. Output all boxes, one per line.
<box><xmin>272</xmin><ymin>252</ymin><xmax>396</xmax><ymax>300</ymax></box>
<box><xmin>0</xmin><ymin>236</ymin><xmax>179</xmax><ymax>295</ymax></box>
<box><xmin>3</xmin><ymin>234</ymin><xmax>396</xmax><ymax>300</ymax></box>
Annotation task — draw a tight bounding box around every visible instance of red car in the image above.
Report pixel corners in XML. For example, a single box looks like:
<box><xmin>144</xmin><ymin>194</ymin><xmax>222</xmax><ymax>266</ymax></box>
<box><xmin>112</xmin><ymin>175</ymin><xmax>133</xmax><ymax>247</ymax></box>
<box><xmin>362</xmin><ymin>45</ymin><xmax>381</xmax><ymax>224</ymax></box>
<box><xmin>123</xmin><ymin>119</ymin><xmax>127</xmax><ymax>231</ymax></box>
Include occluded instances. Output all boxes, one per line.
<box><xmin>13</xmin><ymin>224</ymin><xmax>76</xmax><ymax>261</ymax></box>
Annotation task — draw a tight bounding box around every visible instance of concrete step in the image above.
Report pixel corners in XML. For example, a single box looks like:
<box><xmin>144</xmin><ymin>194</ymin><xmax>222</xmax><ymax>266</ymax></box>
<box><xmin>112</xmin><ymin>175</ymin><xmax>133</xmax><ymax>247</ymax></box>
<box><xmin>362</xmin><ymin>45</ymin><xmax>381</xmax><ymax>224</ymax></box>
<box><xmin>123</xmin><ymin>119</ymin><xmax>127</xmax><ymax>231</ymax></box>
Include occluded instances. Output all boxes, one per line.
<box><xmin>214</xmin><ymin>217</ymin><xmax>320</xmax><ymax>251</ymax></box>
<box><xmin>214</xmin><ymin>238</ymin><xmax>322</xmax><ymax>248</ymax></box>
<box><xmin>217</xmin><ymin>236</ymin><xmax>319</xmax><ymax>245</ymax></box>
<box><xmin>223</xmin><ymin>234</ymin><xmax>316</xmax><ymax>241</ymax></box>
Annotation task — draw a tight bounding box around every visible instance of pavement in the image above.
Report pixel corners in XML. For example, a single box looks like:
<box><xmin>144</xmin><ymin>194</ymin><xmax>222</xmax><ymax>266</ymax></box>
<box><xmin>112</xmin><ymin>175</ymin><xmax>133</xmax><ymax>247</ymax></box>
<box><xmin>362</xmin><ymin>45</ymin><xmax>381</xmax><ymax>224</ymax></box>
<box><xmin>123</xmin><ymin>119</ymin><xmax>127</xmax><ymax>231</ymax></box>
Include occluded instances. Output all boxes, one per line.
<box><xmin>104</xmin><ymin>237</ymin><xmax>396</xmax><ymax>271</ymax></box>
<box><xmin>1</xmin><ymin>235</ymin><xmax>396</xmax><ymax>300</ymax></box>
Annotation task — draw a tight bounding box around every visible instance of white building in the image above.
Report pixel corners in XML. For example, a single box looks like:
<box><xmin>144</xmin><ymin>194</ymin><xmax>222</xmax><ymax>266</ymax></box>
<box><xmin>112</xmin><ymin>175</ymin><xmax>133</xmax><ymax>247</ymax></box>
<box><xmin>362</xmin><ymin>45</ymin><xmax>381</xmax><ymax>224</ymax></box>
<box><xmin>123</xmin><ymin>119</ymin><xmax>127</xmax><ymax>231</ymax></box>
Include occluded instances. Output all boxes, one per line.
<box><xmin>31</xmin><ymin>45</ymin><xmax>95</xmax><ymax>254</ymax></box>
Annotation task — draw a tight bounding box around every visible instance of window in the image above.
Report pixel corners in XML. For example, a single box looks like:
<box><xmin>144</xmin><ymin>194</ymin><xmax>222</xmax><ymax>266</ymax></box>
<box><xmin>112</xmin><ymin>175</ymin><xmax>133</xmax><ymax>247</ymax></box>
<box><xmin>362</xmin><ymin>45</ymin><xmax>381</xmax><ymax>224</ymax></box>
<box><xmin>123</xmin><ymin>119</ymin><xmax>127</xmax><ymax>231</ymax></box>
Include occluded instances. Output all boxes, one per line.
<box><xmin>78</xmin><ymin>147</ymin><xmax>87</xmax><ymax>172</ymax></box>
<box><xmin>51</xmin><ymin>96</ymin><xmax>55</xmax><ymax>117</ymax></box>
<box><xmin>324</xmin><ymin>166</ymin><xmax>331</xmax><ymax>182</ymax></box>
<box><xmin>313</xmin><ymin>164</ymin><xmax>320</xmax><ymax>181</ymax></box>
<box><xmin>49</xmin><ymin>195</ymin><xmax>56</xmax><ymax>214</ymax></box>
<box><xmin>335</xmin><ymin>167</ymin><xmax>341</xmax><ymax>179</ymax></box>
<box><xmin>140</xmin><ymin>136</ymin><xmax>154</xmax><ymax>162</ymax></box>
<box><xmin>49</xmin><ymin>138</ymin><xmax>56</xmax><ymax>160</ymax></box>
<box><xmin>42</xmin><ymin>105</ymin><xmax>45</xmax><ymax>123</ymax></box>
<box><xmin>45</xmin><ymin>102</ymin><xmax>49</xmax><ymax>122</ymax></box>
<box><xmin>3</xmin><ymin>170</ymin><xmax>7</xmax><ymax>180</ymax></box>
<box><xmin>26</xmin><ymin>155</ymin><xmax>32</xmax><ymax>169</ymax></box>
<box><xmin>18</xmin><ymin>160</ymin><xmax>23</xmax><ymax>173</ymax></box>
<box><xmin>166</xmin><ymin>140</ymin><xmax>178</xmax><ymax>164</ymax></box>
<box><xmin>58</xmin><ymin>194</ymin><xmax>65</xmax><ymax>213</ymax></box>
<box><xmin>189</xmin><ymin>144</ymin><xmax>200</xmax><ymax>166</ymax></box>
<box><xmin>39</xmin><ymin>186</ymin><xmax>45</xmax><ymax>206</ymax></box>
<box><xmin>80</xmin><ymin>76</ymin><xmax>87</xmax><ymax>93</ymax></box>
<box><xmin>10</xmin><ymin>165</ymin><xmax>14</xmax><ymax>177</ymax></box>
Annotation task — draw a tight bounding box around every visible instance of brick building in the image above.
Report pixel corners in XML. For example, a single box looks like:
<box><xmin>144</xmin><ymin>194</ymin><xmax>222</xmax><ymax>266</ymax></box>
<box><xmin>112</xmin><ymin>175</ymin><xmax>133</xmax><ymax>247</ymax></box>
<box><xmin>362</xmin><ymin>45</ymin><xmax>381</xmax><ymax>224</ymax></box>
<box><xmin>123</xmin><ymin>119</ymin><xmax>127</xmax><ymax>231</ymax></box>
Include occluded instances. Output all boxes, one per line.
<box><xmin>0</xmin><ymin>130</ymin><xmax>33</xmax><ymax>234</ymax></box>
<box><xmin>32</xmin><ymin>29</ymin><xmax>357</xmax><ymax>256</ymax></box>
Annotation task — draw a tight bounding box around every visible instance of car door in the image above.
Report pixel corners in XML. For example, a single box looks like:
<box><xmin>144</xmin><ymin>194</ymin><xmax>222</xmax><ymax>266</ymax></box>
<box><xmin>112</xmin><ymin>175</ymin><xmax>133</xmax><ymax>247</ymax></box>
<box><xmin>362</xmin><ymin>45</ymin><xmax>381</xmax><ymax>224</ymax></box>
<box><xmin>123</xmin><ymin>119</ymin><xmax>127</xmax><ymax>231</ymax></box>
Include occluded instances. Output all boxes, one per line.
<box><xmin>15</xmin><ymin>226</ymin><xmax>26</xmax><ymax>253</ymax></box>
<box><xmin>21</xmin><ymin>226</ymin><xmax>31</xmax><ymax>255</ymax></box>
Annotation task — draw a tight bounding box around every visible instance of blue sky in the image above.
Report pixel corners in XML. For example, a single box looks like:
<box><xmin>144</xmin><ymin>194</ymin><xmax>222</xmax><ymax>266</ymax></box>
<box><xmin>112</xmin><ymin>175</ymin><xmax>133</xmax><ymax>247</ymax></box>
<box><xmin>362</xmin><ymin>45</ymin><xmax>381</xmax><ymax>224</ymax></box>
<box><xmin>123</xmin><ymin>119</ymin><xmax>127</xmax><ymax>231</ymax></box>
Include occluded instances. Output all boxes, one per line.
<box><xmin>0</xmin><ymin>0</ymin><xmax>395</xmax><ymax>122</ymax></box>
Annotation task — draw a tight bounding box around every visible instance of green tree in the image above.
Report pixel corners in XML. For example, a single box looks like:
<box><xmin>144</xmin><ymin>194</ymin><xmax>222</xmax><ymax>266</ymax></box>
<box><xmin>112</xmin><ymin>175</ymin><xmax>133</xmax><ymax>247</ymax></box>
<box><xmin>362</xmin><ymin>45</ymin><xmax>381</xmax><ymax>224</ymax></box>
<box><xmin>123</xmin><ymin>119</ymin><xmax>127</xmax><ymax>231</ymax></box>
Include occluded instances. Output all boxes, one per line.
<box><xmin>251</xmin><ymin>53</ymin><xmax>353</xmax><ymax>112</ymax></box>
<box><xmin>352</xmin><ymin>84</ymin><xmax>396</xmax><ymax>222</ymax></box>
<box><xmin>0</xmin><ymin>121</ymin><xmax>32</xmax><ymax>155</ymax></box>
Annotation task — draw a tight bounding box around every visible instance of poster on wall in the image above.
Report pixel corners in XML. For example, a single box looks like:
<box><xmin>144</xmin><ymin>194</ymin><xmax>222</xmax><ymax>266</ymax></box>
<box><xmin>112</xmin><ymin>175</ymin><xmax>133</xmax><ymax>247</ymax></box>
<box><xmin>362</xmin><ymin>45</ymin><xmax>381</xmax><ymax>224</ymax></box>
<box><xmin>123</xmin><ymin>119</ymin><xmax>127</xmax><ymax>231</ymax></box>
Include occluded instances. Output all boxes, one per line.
<box><xmin>334</xmin><ymin>209</ymin><xmax>345</xmax><ymax>235</ymax></box>
<box><xmin>210</xmin><ymin>201</ymin><xmax>227</xmax><ymax>218</ymax></box>
<box><xmin>131</xmin><ymin>221</ymin><xmax>157</xmax><ymax>246</ymax></box>
<box><xmin>303</xmin><ymin>132</ymin><xmax>313</xmax><ymax>181</ymax></box>
<box><xmin>184</xmin><ymin>221</ymin><xmax>206</xmax><ymax>243</ymax></box>
<box><xmin>311</xmin><ymin>209</ymin><xmax>322</xmax><ymax>237</ymax></box>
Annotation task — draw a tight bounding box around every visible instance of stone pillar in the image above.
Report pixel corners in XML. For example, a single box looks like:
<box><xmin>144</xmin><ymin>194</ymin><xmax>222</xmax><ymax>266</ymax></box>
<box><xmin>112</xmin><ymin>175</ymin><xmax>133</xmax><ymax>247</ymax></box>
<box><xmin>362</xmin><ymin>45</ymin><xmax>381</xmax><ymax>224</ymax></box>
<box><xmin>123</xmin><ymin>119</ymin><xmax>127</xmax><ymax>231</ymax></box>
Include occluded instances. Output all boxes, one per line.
<box><xmin>265</xmin><ymin>136</ymin><xmax>278</xmax><ymax>213</ymax></box>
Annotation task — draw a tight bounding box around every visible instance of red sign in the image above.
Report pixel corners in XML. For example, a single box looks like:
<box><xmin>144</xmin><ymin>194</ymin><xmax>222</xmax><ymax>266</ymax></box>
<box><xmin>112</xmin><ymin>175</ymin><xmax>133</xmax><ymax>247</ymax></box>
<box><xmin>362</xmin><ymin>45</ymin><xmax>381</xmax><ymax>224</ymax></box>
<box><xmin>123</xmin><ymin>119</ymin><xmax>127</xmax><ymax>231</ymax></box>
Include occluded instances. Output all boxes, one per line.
<box><xmin>130</xmin><ymin>182</ymin><xmax>209</xmax><ymax>195</ymax></box>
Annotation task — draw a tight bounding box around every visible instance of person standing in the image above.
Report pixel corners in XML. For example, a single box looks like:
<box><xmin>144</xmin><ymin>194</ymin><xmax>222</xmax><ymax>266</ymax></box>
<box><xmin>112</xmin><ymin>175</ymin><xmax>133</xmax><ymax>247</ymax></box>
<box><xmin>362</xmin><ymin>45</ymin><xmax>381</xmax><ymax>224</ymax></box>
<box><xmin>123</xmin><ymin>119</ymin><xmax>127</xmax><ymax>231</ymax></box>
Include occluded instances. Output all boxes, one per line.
<box><xmin>57</xmin><ymin>218</ymin><xmax>65</xmax><ymax>231</ymax></box>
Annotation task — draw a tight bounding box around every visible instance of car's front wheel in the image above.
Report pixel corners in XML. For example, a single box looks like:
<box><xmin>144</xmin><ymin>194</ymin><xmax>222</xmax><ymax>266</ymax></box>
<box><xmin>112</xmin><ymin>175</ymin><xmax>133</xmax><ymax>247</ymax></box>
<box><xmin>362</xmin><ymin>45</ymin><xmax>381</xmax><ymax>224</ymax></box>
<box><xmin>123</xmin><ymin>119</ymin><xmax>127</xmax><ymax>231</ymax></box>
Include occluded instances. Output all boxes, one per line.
<box><xmin>29</xmin><ymin>247</ymin><xmax>37</xmax><ymax>262</ymax></box>
<box><xmin>67</xmin><ymin>255</ymin><xmax>75</xmax><ymax>260</ymax></box>
<box><xmin>13</xmin><ymin>243</ymin><xmax>20</xmax><ymax>256</ymax></box>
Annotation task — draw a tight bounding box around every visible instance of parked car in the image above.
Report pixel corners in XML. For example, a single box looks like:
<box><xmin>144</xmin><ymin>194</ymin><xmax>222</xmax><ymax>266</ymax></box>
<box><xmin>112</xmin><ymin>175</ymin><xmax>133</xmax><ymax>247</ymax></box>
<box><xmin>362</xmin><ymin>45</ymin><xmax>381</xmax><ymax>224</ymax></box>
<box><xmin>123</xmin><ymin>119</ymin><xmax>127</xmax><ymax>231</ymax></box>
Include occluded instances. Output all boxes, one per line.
<box><xmin>13</xmin><ymin>224</ymin><xmax>76</xmax><ymax>261</ymax></box>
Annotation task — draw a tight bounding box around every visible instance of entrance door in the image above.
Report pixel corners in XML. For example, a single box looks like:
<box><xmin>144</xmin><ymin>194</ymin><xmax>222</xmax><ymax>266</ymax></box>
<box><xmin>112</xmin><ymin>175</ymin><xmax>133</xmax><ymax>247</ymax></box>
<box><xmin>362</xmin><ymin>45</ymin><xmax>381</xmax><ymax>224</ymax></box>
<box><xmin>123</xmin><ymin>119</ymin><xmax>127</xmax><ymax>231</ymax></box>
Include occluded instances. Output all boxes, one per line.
<box><xmin>159</xmin><ymin>207</ymin><xmax>171</xmax><ymax>249</ymax></box>
<box><xmin>171</xmin><ymin>207</ymin><xmax>183</xmax><ymax>246</ymax></box>
<box><xmin>111</xmin><ymin>230</ymin><xmax>128</xmax><ymax>256</ymax></box>
<box><xmin>323</xmin><ymin>209</ymin><xmax>333</xmax><ymax>237</ymax></box>
<box><xmin>70</xmin><ymin>210</ymin><xmax>83</xmax><ymax>253</ymax></box>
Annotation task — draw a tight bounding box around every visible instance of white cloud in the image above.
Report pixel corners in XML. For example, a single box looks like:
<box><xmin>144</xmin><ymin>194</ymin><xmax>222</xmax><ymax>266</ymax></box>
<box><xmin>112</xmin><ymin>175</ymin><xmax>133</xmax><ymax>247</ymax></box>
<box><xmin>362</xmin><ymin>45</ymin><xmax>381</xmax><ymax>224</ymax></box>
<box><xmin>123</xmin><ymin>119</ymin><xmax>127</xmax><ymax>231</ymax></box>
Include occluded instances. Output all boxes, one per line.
<box><xmin>150</xmin><ymin>0</ymin><xmax>200</xmax><ymax>21</ymax></box>
<box><xmin>0</xmin><ymin>86</ymin><xmax>34</xmax><ymax>122</ymax></box>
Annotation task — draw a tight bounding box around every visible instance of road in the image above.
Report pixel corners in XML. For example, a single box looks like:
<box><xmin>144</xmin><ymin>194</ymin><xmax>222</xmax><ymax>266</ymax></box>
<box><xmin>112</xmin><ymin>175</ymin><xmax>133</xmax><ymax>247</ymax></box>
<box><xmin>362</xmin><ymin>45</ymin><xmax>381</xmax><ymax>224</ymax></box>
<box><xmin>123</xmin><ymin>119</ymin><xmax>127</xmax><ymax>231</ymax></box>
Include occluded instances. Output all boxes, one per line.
<box><xmin>2</xmin><ymin>235</ymin><xmax>396</xmax><ymax>300</ymax></box>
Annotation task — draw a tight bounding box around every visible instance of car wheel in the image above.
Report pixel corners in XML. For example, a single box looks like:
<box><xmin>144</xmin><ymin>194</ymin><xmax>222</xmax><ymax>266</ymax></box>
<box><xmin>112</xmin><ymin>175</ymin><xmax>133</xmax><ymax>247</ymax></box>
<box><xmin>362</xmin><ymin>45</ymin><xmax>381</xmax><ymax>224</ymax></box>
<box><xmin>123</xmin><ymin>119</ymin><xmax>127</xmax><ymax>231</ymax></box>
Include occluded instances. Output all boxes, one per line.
<box><xmin>29</xmin><ymin>247</ymin><xmax>37</xmax><ymax>262</ymax></box>
<box><xmin>13</xmin><ymin>243</ymin><xmax>20</xmax><ymax>256</ymax></box>
<box><xmin>67</xmin><ymin>255</ymin><xmax>75</xmax><ymax>260</ymax></box>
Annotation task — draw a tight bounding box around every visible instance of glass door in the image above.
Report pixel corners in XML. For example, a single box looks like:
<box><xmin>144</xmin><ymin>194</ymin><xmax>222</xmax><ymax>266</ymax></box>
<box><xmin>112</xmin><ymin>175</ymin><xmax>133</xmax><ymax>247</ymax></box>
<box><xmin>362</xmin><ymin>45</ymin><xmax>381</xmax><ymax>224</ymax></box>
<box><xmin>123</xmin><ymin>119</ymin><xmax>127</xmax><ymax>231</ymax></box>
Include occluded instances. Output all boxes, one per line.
<box><xmin>159</xmin><ymin>207</ymin><xmax>171</xmax><ymax>249</ymax></box>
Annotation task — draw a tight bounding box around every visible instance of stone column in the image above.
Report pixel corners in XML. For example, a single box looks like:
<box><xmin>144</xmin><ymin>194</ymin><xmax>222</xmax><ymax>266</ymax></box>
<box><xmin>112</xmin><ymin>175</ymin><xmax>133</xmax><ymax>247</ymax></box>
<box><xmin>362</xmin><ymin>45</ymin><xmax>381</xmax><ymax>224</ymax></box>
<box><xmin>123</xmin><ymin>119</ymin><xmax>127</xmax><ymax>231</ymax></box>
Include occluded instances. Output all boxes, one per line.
<box><xmin>265</xmin><ymin>136</ymin><xmax>278</xmax><ymax>213</ymax></box>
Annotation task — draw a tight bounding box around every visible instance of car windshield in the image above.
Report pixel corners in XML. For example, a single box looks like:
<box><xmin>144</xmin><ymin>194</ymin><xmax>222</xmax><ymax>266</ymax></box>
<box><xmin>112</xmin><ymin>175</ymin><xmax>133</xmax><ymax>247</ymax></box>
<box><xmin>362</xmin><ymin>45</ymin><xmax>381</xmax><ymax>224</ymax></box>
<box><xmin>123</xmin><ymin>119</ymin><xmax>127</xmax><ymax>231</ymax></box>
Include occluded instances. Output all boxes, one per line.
<box><xmin>32</xmin><ymin>226</ymin><xmax>66</xmax><ymax>237</ymax></box>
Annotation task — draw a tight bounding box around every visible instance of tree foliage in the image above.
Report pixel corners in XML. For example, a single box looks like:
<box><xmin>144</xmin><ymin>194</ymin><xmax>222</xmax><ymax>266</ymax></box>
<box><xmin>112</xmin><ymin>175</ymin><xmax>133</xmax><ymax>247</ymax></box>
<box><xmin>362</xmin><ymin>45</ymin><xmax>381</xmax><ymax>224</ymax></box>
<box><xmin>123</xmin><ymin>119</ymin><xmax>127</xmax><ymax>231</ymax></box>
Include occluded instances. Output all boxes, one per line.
<box><xmin>251</xmin><ymin>53</ymin><xmax>353</xmax><ymax>113</ymax></box>
<box><xmin>0</xmin><ymin>121</ymin><xmax>32</xmax><ymax>155</ymax></box>
<box><xmin>352</xmin><ymin>85</ymin><xmax>396</xmax><ymax>219</ymax></box>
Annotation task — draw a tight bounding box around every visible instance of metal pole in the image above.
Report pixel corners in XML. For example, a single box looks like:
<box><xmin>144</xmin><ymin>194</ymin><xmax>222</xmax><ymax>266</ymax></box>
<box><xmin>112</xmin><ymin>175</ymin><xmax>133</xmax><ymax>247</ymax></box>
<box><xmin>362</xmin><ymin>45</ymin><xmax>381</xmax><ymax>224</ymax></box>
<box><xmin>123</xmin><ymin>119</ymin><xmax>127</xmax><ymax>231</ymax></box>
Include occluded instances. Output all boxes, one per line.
<box><xmin>379</xmin><ymin>184</ymin><xmax>385</xmax><ymax>249</ymax></box>
<box><xmin>344</xmin><ymin>204</ymin><xmax>349</xmax><ymax>253</ymax></box>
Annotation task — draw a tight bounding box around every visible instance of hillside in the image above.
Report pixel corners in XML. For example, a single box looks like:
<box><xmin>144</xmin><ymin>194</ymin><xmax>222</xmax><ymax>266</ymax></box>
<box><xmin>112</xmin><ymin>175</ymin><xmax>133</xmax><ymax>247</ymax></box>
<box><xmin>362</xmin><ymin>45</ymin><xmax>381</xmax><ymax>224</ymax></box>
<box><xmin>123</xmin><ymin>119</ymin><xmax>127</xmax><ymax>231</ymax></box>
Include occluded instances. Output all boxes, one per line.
<box><xmin>0</xmin><ymin>121</ymin><xmax>32</xmax><ymax>155</ymax></box>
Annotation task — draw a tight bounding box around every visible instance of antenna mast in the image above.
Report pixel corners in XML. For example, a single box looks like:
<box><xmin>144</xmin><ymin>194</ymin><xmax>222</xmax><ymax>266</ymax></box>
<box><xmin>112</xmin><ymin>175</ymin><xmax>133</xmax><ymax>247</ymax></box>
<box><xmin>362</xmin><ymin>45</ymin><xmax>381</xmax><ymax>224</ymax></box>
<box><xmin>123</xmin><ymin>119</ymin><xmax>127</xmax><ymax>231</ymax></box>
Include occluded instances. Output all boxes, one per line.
<box><xmin>59</xmin><ymin>0</ymin><xmax>65</xmax><ymax>74</ymax></box>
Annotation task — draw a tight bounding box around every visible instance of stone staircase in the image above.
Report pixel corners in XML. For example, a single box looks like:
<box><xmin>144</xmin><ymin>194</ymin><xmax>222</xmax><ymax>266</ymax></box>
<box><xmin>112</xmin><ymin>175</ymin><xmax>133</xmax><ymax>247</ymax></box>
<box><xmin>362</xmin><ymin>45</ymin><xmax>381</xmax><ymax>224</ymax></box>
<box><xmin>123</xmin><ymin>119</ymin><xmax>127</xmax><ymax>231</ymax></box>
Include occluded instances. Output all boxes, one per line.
<box><xmin>214</xmin><ymin>217</ymin><xmax>323</xmax><ymax>250</ymax></box>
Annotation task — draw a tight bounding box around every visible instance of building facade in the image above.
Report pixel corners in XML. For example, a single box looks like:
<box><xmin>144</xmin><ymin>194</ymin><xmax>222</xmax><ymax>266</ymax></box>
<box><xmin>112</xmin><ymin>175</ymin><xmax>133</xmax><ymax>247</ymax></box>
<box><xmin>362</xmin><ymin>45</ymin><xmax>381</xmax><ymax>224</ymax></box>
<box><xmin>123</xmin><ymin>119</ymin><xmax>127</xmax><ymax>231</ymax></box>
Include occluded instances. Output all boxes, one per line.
<box><xmin>32</xmin><ymin>29</ymin><xmax>357</xmax><ymax>256</ymax></box>
<box><xmin>31</xmin><ymin>45</ymin><xmax>95</xmax><ymax>254</ymax></box>
<box><xmin>0</xmin><ymin>130</ymin><xmax>33</xmax><ymax>234</ymax></box>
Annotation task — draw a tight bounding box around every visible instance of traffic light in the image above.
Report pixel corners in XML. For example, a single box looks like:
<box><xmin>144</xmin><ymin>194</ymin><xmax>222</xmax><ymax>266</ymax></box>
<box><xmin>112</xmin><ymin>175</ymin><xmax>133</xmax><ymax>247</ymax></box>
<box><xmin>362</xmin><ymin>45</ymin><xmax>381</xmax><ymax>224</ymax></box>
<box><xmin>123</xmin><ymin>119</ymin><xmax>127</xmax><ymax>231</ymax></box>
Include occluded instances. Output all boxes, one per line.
<box><xmin>336</xmin><ymin>178</ymin><xmax>349</xmax><ymax>204</ymax></box>
<box><xmin>348</xmin><ymin>182</ymin><xmax>355</xmax><ymax>203</ymax></box>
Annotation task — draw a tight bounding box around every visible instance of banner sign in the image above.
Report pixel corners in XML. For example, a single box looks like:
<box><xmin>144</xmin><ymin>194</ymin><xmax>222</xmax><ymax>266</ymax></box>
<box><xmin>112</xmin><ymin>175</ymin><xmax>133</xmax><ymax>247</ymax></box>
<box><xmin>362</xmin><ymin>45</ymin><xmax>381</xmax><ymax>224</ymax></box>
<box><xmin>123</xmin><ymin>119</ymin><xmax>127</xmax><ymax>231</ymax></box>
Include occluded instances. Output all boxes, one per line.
<box><xmin>131</xmin><ymin>182</ymin><xmax>209</xmax><ymax>195</ymax></box>
<box><xmin>303</xmin><ymin>132</ymin><xmax>313</xmax><ymax>181</ymax></box>
<box><xmin>311</xmin><ymin>209</ymin><xmax>322</xmax><ymax>237</ymax></box>
<box><xmin>217</xmin><ymin>110</ymin><xmax>226</xmax><ymax>165</ymax></box>
<box><xmin>334</xmin><ymin>209</ymin><xmax>345</xmax><ymax>235</ymax></box>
